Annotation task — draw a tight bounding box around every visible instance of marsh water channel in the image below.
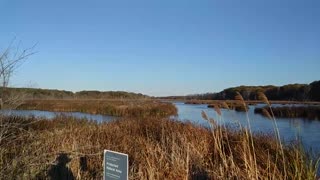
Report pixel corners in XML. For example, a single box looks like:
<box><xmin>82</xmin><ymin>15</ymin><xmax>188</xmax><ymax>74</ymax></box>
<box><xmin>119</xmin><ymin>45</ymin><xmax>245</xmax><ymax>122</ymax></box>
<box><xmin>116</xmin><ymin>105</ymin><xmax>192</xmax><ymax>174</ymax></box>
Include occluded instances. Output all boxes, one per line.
<box><xmin>173</xmin><ymin>102</ymin><xmax>320</xmax><ymax>153</ymax></box>
<box><xmin>2</xmin><ymin>102</ymin><xmax>320</xmax><ymax>154</ymax></box>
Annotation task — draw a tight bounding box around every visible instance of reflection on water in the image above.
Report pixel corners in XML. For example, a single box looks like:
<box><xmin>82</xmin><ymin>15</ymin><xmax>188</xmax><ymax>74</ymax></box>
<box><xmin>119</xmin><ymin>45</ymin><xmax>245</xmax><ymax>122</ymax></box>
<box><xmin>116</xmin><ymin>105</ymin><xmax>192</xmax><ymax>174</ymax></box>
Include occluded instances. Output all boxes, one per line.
<box><xmin>173</xmin><ymin>102</ymin><xmax>320</xmax><ymax>153</ymax></box>
<box><xmin>0</xmin><ymin>109</ymin><xmax>116</xmax><ymax>123</ymax></box>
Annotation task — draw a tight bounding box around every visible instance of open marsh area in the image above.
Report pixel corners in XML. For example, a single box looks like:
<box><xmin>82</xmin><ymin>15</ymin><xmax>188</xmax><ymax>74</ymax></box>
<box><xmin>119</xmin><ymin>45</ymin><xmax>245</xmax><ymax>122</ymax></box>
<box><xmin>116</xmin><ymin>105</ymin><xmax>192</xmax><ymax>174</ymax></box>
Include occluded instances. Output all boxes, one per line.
<box><xmin>2</xmin><ymin>97</ymin><xmax>320</xmax><ymax>179</ymax></box>
<box><xmin>2</xmin><ymin>1</ymin><xmax>320</xmax><ymax>179</ymax></box>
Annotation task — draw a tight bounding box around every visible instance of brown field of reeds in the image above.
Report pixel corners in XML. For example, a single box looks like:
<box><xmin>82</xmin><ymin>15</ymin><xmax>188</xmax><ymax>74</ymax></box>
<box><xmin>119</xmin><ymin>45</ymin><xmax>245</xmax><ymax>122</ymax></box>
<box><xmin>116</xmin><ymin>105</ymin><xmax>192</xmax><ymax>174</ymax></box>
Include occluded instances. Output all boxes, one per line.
<box><xmin>17</xmin><ymin>99</ymin><xmax>177</xmax><ymax>118</ymax></box>
<box><xmin>0</xmin><ymin>114</ymin><xmax>318</xmax><ymax>179</ymax></box>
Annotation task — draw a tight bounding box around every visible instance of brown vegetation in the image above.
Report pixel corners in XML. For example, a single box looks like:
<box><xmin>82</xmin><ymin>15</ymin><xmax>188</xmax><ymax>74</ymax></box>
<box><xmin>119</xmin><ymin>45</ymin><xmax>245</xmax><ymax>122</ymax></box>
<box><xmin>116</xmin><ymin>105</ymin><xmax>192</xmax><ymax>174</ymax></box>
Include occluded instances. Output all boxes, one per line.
<box><xmin>0</xmin><ymin>115</ymin><xmax>318</xmax><ymax>179</ymax></box>
<box><xmin>17</xmin><ymin>99</ymin><xmax>177</xmax><ymax>118</ymax></box>
<box><xmin>255</xmin><ymin>106</ymin><xmax>320</xmax><ymax>120</ymax></box>
<box><xmin>185</xmin><ymin>99</ymin><xmax>320</xmax><ymax>114</ymax></box>
<box><xmin>207</xmin><ymin>102</ymin><xmax>249</xmax><ymax>112</ymax></box>
<box><xmin>1</xmin><ymin>92</ymin><xmax>319</xmax><ymax>179</ymax></box>
<box><xmin>185</xmin><ymin>99</ymin><xmax>320</xmax><ymax>106</ymax></box>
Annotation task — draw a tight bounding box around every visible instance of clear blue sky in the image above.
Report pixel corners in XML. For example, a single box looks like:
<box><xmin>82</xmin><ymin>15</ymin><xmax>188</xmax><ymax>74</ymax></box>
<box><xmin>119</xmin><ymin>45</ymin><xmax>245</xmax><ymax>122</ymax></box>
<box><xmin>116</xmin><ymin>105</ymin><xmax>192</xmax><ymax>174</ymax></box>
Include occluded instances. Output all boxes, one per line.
<box><xmin>1</xmin><ymin>0</ymin><xmax>319</xmax><ymax>96</ymax></box>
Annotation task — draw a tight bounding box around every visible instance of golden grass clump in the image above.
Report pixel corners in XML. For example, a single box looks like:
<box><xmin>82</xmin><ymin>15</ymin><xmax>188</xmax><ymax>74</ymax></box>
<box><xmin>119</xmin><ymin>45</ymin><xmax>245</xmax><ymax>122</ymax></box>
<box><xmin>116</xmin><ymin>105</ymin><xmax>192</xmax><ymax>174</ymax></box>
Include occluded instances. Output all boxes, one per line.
<box><xmin>213</xmin><ymin>104</ymin><xmax>222</xmax><ymax>116</ymax></box>
<box><xmin>257</xmin><ymin>92</ymin><xmax>271</xmax><ymax>106</ymax></box>
<box><xmin>262</xmin><ymin>108</ymin><xmax>272</xmax><ymax>120</ymax></box>
<box><xmin>220</xmin><ymin>102</ymin><xmax>230</xmax><ymax>110</ymax></box>
<box><xmin>235</xmin><ymin>92</ymin><xmax>248</xmax><ymax>112</ymax></box>
<box><xmin>201</xmin><ymin>110</ymin><xmax>208</xmax><ymax>121</ymax></box>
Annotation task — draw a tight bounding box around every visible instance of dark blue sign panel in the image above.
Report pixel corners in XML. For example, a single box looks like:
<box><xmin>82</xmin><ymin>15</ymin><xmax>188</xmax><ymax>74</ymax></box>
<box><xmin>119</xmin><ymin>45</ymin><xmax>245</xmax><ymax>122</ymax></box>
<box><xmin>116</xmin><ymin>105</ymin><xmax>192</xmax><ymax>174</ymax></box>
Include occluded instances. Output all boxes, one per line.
<box><xmin>104</xmin><ymin>150</ymin><xmax>128</xmax><ymax>180</ymax></box>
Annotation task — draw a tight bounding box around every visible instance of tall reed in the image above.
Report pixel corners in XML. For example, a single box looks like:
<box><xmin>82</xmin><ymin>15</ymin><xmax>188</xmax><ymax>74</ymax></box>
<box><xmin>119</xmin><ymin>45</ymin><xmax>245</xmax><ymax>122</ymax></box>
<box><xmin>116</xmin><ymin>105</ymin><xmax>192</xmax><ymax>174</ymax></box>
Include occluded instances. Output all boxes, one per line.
<box><xmin>199</xmin><ymin>92</ymin><xmax>319</xmax><ymax>179</ymax></box>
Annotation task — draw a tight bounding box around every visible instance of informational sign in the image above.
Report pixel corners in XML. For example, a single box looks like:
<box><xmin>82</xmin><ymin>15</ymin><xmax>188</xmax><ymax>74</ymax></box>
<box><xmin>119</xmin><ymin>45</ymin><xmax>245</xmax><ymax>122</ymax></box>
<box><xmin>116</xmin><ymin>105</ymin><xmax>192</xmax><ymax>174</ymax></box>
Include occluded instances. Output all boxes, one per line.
<box><xmin>104</xmin><ymin>150</ymin><xmax>128</xmax><ymax>180</ymax></box>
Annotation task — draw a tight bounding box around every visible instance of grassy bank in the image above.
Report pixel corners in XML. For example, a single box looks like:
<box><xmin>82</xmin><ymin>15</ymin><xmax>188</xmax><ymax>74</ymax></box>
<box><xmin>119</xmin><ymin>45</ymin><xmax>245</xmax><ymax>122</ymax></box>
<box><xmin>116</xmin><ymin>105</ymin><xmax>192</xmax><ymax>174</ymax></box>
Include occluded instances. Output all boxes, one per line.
<box><xmin>0</xmin><ymin>114</ymin><xmax>318</xmax><ymax>179</ymax></box>
<box><xmin>17</xmin><ymin>99</ymin><xmax>177</xmax><ymax>118</ymax></box>
<box><xmin>186</xmin><ymin>99</ymin><xmax>320</xmax><ymax>113</ymax></box>
<box><xmin>255</xmin><ymin>106</ymin><xmax>320</xmax><ymax>120</ymax></box>
<box><xmin>185</xmin><ymin>99</ymin><xmax>320</xmax><ymax>106</ymax></box>
<box><xmin>186</xmin><ymin>100</ymin><xmax>250</xmax><ymax>112</ymax></box>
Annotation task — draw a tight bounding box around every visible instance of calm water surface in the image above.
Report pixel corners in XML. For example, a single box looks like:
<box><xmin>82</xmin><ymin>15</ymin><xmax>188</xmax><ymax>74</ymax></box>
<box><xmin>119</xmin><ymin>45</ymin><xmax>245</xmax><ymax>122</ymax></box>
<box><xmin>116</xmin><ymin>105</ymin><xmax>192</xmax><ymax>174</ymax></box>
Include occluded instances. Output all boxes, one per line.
<box><xmin>0</xmin><ymin>109</ymin><xmax>116</xmax><ymax>123</ymax></box>
<box><xmin>173</xmin><ymin>102</ymin><xmax>320</xmax><ymax>153</ymax></box>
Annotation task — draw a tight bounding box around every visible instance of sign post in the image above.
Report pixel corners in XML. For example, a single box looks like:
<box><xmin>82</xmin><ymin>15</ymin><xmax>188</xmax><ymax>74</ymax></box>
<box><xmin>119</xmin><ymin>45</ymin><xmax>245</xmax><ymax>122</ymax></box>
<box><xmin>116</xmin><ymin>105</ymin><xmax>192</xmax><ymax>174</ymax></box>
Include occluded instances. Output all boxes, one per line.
<box><xmin>104</xmin><ymin>150</ymin><xmax>128</xmax><ymax>180</ymax></box>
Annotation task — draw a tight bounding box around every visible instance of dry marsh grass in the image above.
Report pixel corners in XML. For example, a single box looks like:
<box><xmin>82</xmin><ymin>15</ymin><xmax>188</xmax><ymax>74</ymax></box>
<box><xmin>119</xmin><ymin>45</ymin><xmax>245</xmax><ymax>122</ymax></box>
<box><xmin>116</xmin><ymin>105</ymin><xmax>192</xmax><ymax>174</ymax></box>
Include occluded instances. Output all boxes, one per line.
<box><xmin>1</xmin><ymin>116</ymin><xmax>318</xmax><ymax>179</ymax></box>
<box><xmin>1</xmin><ymin>93</ymin><xmax>319</xmax><ymax>179</ymax></box>
<box><xmin>17</xmin><ymin>99</ymin><xmax>177</xmax><ymax>118</ymax></box>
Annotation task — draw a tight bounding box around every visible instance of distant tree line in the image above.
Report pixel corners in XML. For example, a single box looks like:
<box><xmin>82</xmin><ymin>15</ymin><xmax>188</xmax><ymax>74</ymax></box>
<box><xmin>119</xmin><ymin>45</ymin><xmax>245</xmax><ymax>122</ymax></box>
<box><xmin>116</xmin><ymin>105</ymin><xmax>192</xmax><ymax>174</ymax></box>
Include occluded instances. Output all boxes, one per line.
<box><xmin>161</xmin><ymin>80</ymin><xmax>320</xmax><ymax>101</ymax></box>
<box><xmin>3</xmin><ymin>88</ymin><xmax>149</xmax><ymax>100</ymax></box>
<box><xmin>75</xmin><ymin>90</ymin><xmax>149</xmax><ymax>99</ymax></box>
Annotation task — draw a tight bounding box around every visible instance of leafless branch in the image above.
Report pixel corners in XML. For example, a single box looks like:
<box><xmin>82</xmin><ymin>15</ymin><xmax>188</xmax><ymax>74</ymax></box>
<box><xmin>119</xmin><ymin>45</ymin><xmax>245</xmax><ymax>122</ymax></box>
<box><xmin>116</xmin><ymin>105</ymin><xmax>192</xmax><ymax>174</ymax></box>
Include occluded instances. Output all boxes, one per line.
<box><xmin>0</xmin><ymin>39</ymin><xmax>36</xmax><ymax>109</ymax></box>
